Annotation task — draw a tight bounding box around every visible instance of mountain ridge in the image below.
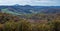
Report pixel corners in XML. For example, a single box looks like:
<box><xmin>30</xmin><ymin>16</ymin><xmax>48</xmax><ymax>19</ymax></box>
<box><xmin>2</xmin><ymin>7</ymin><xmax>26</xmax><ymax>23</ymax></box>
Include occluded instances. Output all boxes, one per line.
<box><xmin>0</xmin><ymin>5</ymin><xmax>60</xmax><ymax>15</ymax></box>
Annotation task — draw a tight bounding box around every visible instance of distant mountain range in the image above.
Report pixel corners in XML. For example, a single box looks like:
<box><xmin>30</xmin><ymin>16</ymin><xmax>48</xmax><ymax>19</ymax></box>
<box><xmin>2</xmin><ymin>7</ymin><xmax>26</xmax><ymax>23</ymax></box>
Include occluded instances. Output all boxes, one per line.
<box><xmin>0</xmin><ymin>4</ymin><xmax>60</xmax><ymax>15</ymax></box>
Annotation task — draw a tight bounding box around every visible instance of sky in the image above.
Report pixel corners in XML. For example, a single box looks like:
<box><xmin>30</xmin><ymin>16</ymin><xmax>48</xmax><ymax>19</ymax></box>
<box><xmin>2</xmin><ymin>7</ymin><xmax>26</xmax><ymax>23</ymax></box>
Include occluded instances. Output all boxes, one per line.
<box><xmin>0</xmin><ymin>0</ymin><xmax>60</xmax><ymax>6</ymax></box>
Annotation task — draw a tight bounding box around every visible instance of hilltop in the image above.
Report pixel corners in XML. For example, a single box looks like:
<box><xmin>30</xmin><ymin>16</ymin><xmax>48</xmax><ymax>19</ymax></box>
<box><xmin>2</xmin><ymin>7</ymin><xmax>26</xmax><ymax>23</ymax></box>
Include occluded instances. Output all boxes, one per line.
<box><xmin>0</xmin><ymin>5</ymin><xmax>60</xmax><ymax>15</ymax></box>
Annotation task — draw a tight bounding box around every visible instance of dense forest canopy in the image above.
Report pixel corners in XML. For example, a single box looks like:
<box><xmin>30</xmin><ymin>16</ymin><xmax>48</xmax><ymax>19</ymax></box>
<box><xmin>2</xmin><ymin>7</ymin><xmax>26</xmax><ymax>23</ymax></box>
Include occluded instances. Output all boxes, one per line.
<box><xmin>0</xmin><ymin>12</ymin><xmax>60</xmax><ymax>31</ymax></box>
<box><xmin>0</xmin><ymin>5</ymin><xmax>60</xmax><ymax>31</ymax></box>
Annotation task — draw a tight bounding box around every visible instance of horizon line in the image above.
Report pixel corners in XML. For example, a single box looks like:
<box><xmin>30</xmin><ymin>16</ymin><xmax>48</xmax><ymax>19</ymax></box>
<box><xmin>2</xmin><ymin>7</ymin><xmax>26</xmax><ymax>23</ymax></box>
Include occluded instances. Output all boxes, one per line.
<box><xmin>0</xmin><ymin>4</ymin><xmax>60</xmax><ymax>6</ymax></box>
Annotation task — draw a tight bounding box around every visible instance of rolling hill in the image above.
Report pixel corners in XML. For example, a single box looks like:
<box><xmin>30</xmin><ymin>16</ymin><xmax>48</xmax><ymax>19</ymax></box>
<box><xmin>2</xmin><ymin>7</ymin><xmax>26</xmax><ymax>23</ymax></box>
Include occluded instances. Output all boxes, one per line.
<box><xmin>0</xmin><ymin>5</ymin><xmax>60</xmax><ymax>15</ymax></box>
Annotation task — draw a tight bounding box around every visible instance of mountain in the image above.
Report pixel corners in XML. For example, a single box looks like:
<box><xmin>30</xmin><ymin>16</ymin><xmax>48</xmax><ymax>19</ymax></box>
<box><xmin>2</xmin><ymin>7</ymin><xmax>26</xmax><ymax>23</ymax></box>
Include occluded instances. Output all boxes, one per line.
<box><xmin>0</xmin><ymin>5</ymin><xmax>60</xmax><ymax>15</ymax></box>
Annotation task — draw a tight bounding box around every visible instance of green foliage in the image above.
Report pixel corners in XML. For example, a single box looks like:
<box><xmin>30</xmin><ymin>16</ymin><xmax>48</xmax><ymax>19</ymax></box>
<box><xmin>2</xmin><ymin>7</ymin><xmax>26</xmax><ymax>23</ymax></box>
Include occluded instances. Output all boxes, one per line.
<box><xmin>0</xmin><ymin>12</ymin><xmax>60</xmax><ymax>31</ymax></box>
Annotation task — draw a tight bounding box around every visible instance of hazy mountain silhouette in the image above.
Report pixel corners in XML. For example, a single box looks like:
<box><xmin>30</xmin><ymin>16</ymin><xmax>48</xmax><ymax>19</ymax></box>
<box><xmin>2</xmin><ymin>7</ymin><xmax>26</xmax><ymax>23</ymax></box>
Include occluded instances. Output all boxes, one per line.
<box><xmin>0</xmin><ymin>5</ymin><xmax>60</xmax><ymax>15</ymax></box>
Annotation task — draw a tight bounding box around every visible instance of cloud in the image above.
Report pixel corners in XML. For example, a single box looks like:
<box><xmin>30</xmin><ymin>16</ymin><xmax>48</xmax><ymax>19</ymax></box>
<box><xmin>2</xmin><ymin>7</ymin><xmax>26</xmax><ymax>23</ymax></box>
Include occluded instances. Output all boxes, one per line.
<box><xmin>0</xmin><ymin>0</ymin><xmax>60</xmax><ymax>6</ymax></box>
<box><xmin>0</xmin><ymin>0</ymin><xmax>32</xmax><ymax>5</ymax></box>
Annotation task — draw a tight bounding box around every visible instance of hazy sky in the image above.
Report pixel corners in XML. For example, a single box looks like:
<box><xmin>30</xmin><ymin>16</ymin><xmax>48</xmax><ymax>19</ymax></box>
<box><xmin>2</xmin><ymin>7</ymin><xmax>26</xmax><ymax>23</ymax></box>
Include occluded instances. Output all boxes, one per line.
<box><xmin>0</xmin><ymin>0</ymin><xmax>60</xmax><ymax>6</ymax></box>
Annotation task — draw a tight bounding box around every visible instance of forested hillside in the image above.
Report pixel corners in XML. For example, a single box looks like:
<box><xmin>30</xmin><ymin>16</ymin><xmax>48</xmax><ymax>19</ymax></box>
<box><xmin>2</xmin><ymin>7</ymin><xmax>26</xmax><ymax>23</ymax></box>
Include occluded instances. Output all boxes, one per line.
<box><xmin>0</xmin><ymin>6</ymin><xmax>60</xmax><ymax>15</ymax></box>
<box><xmin>0</xmin><ymin>12</ymin><xmax>60</xmax><ymax>31</ymax></box>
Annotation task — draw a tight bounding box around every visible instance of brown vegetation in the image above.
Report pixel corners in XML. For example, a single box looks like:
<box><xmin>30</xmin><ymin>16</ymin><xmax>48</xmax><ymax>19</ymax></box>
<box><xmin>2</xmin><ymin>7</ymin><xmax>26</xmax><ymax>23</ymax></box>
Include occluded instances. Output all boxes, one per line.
<box><xmin>0</xmin><ymin>12</ymin><xmax>60</xmax><ymax>31</ymax></box>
